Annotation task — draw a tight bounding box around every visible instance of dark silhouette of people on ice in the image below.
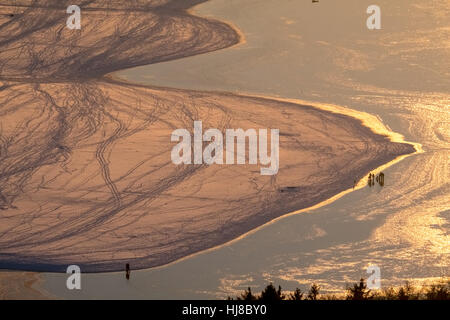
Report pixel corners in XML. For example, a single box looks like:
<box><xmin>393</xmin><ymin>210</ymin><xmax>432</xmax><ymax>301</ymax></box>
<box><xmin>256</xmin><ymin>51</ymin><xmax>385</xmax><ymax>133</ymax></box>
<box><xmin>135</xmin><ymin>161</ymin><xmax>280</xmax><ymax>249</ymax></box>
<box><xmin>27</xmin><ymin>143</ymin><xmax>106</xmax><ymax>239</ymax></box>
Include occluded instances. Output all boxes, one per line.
<box><xmin>368</xmin><ymin>173</ymin><xmax>374</xmax><ymax>187</ymax></box>
<box><xmin>368</xmin><ymin>172</ymin><xmax>385</xmax><ymax>187</ymax></box>
<box><xmin>378</xmin><ymin>172</ymin><xmax>385</xmax><ymax>186</ymax></box>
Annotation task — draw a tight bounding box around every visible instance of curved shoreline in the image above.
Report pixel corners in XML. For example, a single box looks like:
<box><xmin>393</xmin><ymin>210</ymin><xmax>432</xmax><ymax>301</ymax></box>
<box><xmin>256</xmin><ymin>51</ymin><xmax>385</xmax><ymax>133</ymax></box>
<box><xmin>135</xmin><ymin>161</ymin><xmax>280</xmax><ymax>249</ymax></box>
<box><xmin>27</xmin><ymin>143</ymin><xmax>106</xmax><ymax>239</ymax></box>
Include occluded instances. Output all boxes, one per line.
<box><xmin>106</xmin><ymin>84</ymin><xmax>424</xmax><ymax>272</ymax></box>
<box><xmin>0</xmin><ymin>79</ymin><xmax>417</xmax><ymax>273</ymax></box>
<box><xmin>0</xmin><ymin>0</ymin><xmax>417</xmax><ymax>273</ymax></box>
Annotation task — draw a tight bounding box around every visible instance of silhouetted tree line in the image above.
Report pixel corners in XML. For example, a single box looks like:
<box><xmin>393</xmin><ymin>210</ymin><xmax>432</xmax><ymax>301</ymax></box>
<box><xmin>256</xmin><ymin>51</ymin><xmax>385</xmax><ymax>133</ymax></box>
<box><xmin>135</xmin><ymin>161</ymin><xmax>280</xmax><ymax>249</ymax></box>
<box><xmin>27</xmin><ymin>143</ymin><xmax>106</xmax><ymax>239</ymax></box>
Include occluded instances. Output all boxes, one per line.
<box><xmin>229</xmin><ymin>277</ymin><xmax>450</xmax><ymax>300</ymax></box>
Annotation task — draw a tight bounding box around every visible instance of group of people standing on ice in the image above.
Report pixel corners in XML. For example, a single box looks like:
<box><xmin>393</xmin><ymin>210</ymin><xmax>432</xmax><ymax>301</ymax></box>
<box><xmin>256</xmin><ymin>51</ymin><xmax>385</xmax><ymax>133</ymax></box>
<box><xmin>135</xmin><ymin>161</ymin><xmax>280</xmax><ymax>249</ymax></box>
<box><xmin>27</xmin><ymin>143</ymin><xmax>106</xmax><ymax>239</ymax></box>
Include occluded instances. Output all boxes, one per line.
<box><xmin>353</xmin><ymin>172</ymin><xmax>385</xmax><ymax>189</ymax></box>
<box><xmin>368</xmin><ymin>172</ymin><xmax>384</xmax><ymax>187</ymax></box>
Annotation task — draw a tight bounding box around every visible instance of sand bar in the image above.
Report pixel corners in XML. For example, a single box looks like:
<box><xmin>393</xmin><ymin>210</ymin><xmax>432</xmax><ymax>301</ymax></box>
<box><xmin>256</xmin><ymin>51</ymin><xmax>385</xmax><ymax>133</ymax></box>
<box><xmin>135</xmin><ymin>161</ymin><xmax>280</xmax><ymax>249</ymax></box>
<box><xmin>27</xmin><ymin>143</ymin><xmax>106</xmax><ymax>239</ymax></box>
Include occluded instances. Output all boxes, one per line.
<box><xmin>0</xmin><ymin>0</ymin><xmax>415</xmax><ymax>272</ymax></box>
